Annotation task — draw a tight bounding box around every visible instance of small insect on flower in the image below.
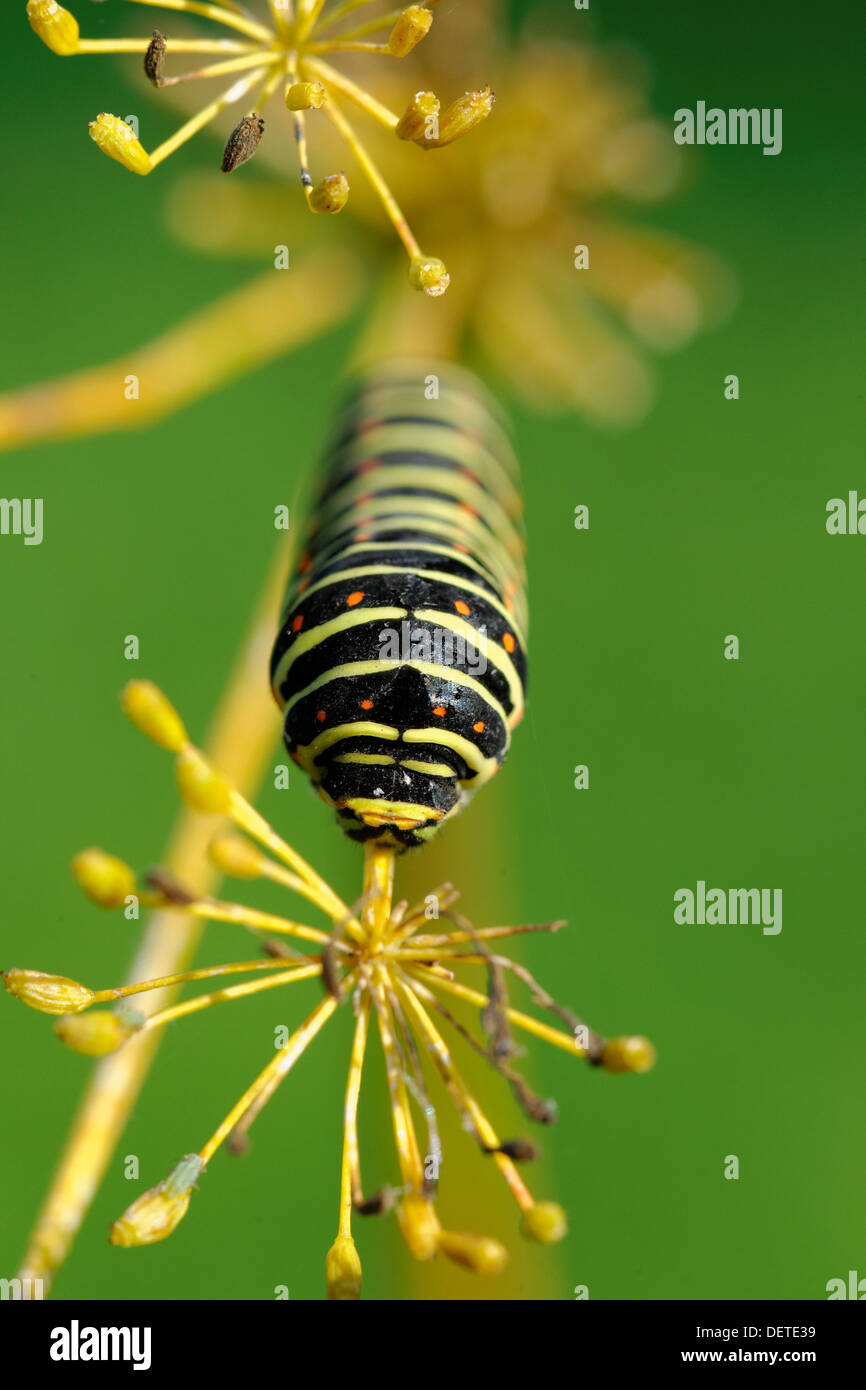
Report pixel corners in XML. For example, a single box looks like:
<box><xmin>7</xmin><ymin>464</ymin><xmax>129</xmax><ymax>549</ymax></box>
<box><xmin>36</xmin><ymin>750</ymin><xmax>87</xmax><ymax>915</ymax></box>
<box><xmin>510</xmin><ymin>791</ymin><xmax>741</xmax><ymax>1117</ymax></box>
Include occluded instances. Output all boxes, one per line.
<box><xmin>25</xmin><ymin>1</ymin><xmax>495</xmax><ymax>293</ymax></box>
<box><xmin>5</xmin><ymin>365</ymin><xmax>655</xmax><ymax>1299</ymax></box>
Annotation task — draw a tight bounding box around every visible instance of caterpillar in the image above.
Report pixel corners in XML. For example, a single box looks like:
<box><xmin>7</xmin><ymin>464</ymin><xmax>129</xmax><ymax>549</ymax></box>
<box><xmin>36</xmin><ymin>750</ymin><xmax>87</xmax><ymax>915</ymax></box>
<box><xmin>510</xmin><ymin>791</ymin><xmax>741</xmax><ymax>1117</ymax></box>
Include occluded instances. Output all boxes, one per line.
<box><xmin>270</xmin><ymin>363</ymin><xmax>529</xmax><ymax>848</ymax></box>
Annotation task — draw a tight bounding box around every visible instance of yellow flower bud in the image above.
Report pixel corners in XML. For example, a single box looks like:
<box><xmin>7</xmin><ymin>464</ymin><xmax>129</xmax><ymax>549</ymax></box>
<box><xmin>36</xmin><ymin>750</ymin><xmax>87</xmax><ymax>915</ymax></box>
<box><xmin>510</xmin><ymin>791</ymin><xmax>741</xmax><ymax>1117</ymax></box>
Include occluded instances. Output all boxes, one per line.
<box><xmin>71</xmin><ymin>847</ymin><xmax>136</xmax><ymax>908</ymax></box>
<box><xmin>286</xmin><ymin>81</ymin><xmax>326</xmax><ymax>111</ymax></box>
<box><xmin>3</xmin><ymin>969</ymin><xmax>94</xmax><ymax>1016</ymax></box>
<box><xmin>176</xmin><ymin>746</ymin><xmax>231</xmax><ymax>814</ymax></box>
<box><xmin>521</xmin><ymin>1201</ymin><xmax>568</xmax><ymax>1245</ymax></box>
<box><xmin>438</xmin><ymin>1229</ymin><xmax>508</xmax><ymax>1275</ymax></box>
<box><xmin>309</xmin><ymin>173</ymin><xmax>349</xmax><ymax>214</ymax></box>
<box><xmin>89</xmin><ymin>114</ymin><xmax>152</xmax><ymax>176</ymax></box>
<box><xmin>601</xmin><ymin>1035</ymin><xmax>657</xmax><ymax>1074</ymax></box>
<box><xmin>325</xmin><ymin>1234</ymin><xmax>362</xmax><ymax>1300</ymax></box>
<box><xmin>409</xmin><ymin>256</ymin><xmax>450</xmax><ymax>297</ymax></box>
<box><xmin>27</xmin><ymin>1</ymin><xmax>79</xmax><ymax>56</ymax></box>
<box><xmin>121</xmin><ymin>680</ymin><xmax>187</xmax><ymax>750</ymax></box>
<box><xmin>396</xmin><ymin>1193</ymin><xmax>440</xmax><ymax>1260</ymax></box>
<box><xmin>388</xmin><ymin>6</ymin><xmax>433</xmax><ymax>57</ymax></box>
<box><xmin>435</xmin><ymin>86</ymin><xmax>495</xmax><ymax>147</ymax></box>
<box><xmin>55</xmin><ymin>1009</ymin><xmax>140</xmax><ymax>1056</ymax></box>
<box><xmin>207</xmin><ymin>833</ymin><xmax>264</xmax><ymax>879</ymax></box>
<box><xmin>396</xmin><ymin>91</ymin><xmax>440</xmax><ymax>143</ymax></box>
<box><xmin>109</xmin><ymin>1154</ymin><xmax>203</xmax><ymax>1247</ymax></box>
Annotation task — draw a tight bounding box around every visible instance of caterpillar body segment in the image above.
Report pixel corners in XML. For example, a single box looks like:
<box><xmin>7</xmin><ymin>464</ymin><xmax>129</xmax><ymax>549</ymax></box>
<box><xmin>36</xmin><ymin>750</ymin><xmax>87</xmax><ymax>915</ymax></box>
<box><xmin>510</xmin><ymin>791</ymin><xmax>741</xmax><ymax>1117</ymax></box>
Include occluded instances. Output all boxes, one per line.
<box><xmin>270</xmin><ymin>364</ymin><xmax>528</xmax><ymax>849</ymax></box>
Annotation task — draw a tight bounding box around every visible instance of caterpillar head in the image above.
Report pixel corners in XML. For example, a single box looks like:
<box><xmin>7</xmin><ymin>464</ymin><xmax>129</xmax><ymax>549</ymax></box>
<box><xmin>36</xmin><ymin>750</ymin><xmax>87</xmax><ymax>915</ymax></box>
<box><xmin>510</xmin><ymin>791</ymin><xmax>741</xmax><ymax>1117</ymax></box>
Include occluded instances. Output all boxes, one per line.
<box><xmin>313</xmin><ymin>750</ymin><xmax>466</xmax><ymax>850</ymax></box>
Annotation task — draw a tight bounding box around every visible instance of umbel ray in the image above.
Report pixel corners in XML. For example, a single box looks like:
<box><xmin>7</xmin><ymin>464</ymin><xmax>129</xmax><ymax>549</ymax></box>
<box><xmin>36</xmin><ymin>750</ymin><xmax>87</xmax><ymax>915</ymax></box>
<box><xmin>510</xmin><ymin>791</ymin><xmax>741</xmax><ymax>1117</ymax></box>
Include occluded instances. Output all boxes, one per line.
<box><xmin>5</xmin><ymin>363</ymin><xmax>655</xmax><ymax>1298</ymax></box>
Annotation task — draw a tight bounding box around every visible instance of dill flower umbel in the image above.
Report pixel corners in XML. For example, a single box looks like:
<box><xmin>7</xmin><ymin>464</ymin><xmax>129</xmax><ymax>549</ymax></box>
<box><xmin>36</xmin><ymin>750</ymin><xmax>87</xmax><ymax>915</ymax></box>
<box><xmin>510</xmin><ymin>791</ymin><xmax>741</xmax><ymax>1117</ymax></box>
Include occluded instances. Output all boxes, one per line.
<box><xmin>152</xmin><ymin>1</ymin><xmax>736</xmax><ymax>424</ymax></box>
<box><xmin>25</xmin><ymin>0</ymin><xmax>495</xmax><ymax>293</ymax></box>
<box><xmin>4</xmin><ymin>681</ymin><xmax>655</xmax><ymax>1298</ymax></box>
<box><xmin>1</xmin><ymin>3</ymin><xmax>734</xmax><ymax>452</ymax></box>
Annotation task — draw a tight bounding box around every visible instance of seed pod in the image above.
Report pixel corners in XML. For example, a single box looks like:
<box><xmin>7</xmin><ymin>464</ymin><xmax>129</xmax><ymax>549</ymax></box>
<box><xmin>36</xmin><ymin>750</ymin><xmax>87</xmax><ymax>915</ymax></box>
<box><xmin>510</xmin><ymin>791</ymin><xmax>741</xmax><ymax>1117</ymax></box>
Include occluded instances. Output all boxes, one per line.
<box><xmin>221</xmin><ymin>115</ymin><xmax>265</xmax><ymax>174</ymax></box>
<box><xmin>601</xmin><ymin>1034</ymin><xmax>657</xmax><ymax>1073</ymax></box>
<box><xmin>388</xmin><ymin>6</ymin><xmax>433</xmax><ymax>58</ymax></box>
<box><xmin>122</xmin><ymin>680</ymin><xmax>188</xmax><ymax>752</ymax></box>
<box><xmin>396</xmin><ymin>90</ymin><xmax>440</xmax><ymax>143</ymax></box>
<box><xmin>409</xmin><ymin>255</ymin><xmax>450</xmax><ymax>296</ymax></box>
<box><xmin>55</xmin><ymin>1010</ymin><xmax>140</xmax><ymax>1056</ymax></box>
<box><xmin>325</xmin><ymin>1234</ymin><xmax>362</xmax><ymax>1300</ymax></box>
<box><xmin>521</xmin><ymin>1201</ymin><xmax>568</xmax><ymax>1245</ymax></box>
<box><xmin>88</xmin><ymin>114</ymin><xmax>151</xmax><ymax>176</ymax></box>
<box><xmin>207</xmin><ymin>833</ymin><xmax>265</xmax><ymax>880</ymax></box>
<box><xmin>437</xmin><ymin>1229</ymin><xmax>508</xmax><ymax>1275</ymax></box>
<box><xmin>71</xmin><ymin>848</ymin><xmax>136</xmax><ymax>909</ymax></box>
<box><xmin>309</xmin><ymin>172</ymin><xmax>349</xmax><ymax>213</ymax></box>
<box><xmin>27</xmin><ymin>0</ymin><xmax>79</xmax><ymax>56</ymax></box>
<box><xmin>3</xmin><ymin>969</ymin><xmax>94</xmax><ymax>1016</ymax></box>
<box><xmin>144</xmin><ymin>31</ymin><xmax>167</xmax><ymax>86</ymax></box>
<box><xmin>109</xmin><ymin>1154</ymin><xmax>204</xmax><ymax>1247</ymax></box>
<box><xmin>286</xmin><ymin>81</ymin><xmax>326</xmax><ymax>111</ymax></box>
<box><xmin>436</xmin><ymin>86</ymin><xmax>495</xmax><ymax>147</ymax></box>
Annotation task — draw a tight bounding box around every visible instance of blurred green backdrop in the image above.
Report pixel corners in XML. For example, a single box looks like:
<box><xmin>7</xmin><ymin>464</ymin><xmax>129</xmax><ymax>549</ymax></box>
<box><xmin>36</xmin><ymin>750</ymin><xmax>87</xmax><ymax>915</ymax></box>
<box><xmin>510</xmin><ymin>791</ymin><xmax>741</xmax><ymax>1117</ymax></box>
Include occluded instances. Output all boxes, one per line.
<box><xmin>1</xmin><ymin>0</ymin><xmax>863</xmax><ymax>1301</ymax></box>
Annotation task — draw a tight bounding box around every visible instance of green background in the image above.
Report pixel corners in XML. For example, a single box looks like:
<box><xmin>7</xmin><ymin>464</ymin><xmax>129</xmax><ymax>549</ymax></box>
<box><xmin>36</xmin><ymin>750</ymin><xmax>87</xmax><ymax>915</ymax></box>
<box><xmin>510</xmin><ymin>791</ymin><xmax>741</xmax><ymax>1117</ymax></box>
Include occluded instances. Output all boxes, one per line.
<box><xmin>1</xmin><ymin>0</ymin><xmax>863</xmax><ymax>1300</ymax></box>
